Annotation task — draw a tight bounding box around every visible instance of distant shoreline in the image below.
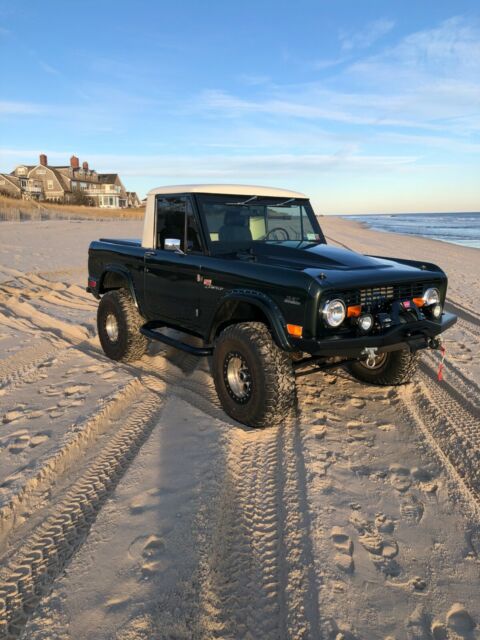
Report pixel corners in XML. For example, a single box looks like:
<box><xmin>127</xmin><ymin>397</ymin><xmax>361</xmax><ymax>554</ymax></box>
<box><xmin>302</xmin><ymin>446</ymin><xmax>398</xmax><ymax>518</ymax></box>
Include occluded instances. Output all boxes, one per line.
<box><xmin>340</xmin><ymin>211</ymin><xmax>480</xmax><ymax>250</ymax></box>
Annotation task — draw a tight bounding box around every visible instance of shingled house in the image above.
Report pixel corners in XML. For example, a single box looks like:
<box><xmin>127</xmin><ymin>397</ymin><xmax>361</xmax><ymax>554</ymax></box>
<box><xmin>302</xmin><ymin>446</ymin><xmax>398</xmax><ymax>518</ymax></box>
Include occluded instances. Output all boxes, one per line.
<box><xmin>0</xmin><ymin>154</ymin><xmax>139</xmax><ymax>208</ymax></box>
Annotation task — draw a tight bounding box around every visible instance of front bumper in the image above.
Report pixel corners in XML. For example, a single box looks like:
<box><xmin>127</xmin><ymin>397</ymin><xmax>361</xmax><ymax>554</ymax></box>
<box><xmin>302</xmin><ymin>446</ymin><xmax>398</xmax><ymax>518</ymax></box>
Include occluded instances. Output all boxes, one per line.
<box><xmin>294</xmin><ymin>311</ymin><xmax>457</xmax><ymax>357</ymax></box>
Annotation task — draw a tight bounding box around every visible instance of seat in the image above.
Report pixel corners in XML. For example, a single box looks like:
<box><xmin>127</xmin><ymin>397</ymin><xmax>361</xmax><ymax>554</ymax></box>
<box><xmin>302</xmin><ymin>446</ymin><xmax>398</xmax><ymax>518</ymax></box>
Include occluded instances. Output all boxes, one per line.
<box><xmin>218</xmin><ymin>210</ymin><xmax>252</xmax><ymax>243</ymax></box>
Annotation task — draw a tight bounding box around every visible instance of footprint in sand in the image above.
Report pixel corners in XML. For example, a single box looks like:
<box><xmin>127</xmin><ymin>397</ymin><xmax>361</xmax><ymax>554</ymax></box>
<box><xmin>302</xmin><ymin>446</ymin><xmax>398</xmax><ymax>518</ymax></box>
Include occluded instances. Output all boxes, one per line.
<box><xmin>348</xmin><ymin>397</ymin><xmax>366</xmax><ymax>409</ymax></box>
<box><xmin>331</xmin><ymin>526</ymin><xmax>354</xmax><ymax>574</ymax></box>
<box><xmin>400</xmin><ymin>496</ymin><xmax>425</xmax><ymax>525</ymax></box>
<box><xmin>38</xmin><ymin>357</ymin><xmax>58</xmax><ymax>369</ymax></box>
<box><xmin>389</xmin><ymin>464</ymin><xmax>412</xmax><ymax>492</ymax></box>
<box><xmin>64</xmin><ymin>384</ymin><xmax>91</xmax><ymax>396</ymax></box>
<box><xmin>2</xmin><ymin>408</ymin><xmax>27</xmax><ymax>424</ymax></box>
<box><xmin>3</xmin><ymin>429</ymin><xmax>51</xmax><ymax>453</ymax></box>
<box><xmin>100</xmin><ymin>370</ymin><xmax>117</xmax><ymax>380</ymax></box>
<box><xmin>446</xmin><ymin>603</ymin><xmax>476</xmax><ymax>636</ymax></box>
<box><xmin>104</xmin><ymin>595</ymin><xmax>132</xmax><ymax>611</ymax></box>
<box><xmin>406</xmin><ymin>605</ymin><xmax>430</xmax><ymax>640</ymax></box>
<box><xmin>350</xmin><ymin>510</ymin><xmax>400</xmax><ymax>577</ymax></box>
<box><xmin>7</xmin><ymin>432</ymin><xmax>31</xmax><ymax>454</ymax></box>
<box><xmin>129</xmin><ymin>488</ymin><xmax>162</xmax><ymax>515</ymax></box>
<box><xmin>40</xmin><ymin>384</ymin><xmax>65</xmax><ymax>397</ymax></box>
<box><xmin>129</xmin><ymin>534</ymin><xmax>169</xmax><ymax>579</ymax></box>
<box><xmin>29</xmin><ymin>432</ymin><xmax>50</xmax><ymax>447</ymax></box>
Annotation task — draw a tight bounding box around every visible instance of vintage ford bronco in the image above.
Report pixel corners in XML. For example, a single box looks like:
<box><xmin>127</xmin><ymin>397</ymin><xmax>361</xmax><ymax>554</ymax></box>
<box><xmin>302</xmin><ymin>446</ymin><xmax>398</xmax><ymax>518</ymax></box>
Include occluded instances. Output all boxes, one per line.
<box><xmin>87</xmin><ymin>184</ymin><xmax>457</xmax><ymax>427</ymax></box>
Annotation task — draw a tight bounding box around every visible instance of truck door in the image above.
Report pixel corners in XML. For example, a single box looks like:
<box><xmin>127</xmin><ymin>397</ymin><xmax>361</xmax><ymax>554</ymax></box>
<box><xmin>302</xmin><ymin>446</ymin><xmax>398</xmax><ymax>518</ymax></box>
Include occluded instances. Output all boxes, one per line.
<box><xmin>144</xmin><ymin>196</ymin><xmax>203</xmax><ymax>329</ymax></box>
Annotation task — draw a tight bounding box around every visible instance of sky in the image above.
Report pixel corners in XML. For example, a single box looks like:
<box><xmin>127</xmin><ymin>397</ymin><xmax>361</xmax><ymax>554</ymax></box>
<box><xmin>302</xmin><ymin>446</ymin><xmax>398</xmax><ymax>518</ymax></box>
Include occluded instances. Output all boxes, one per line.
<box><xmin>1</xmin><ymin>0</ymin><xmax>479</xmax><ymax>214</ymax></box>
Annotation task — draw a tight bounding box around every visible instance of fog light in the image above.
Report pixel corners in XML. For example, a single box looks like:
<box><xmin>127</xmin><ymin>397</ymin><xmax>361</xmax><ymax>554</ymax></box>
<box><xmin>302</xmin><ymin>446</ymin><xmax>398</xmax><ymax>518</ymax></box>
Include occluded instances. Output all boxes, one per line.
<box><xmin>358</xmin><ymin>314</ymin><xmax>374</xmax><ymax>332</ymax></box>
<box><xmin>432</xmin><ymin>304</ymin><xmax>442</xmax><ymax>319</ymax></box>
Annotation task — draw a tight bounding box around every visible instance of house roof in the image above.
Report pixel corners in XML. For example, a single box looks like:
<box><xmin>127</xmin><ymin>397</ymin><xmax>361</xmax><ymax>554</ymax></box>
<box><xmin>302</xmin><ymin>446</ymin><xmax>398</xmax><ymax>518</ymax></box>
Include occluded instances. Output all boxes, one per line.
<box><xmin>98</xmin><ymin>173</ymin><xmax>119</xmax><ymax>183</ymax></box>
<box><xmin>147</xmin><ymin>184</ymin><xmax>307</xmax><ymax>198</ymax></box>
<box><xmin>0</xmin><ymin>173</ymin><xmax>21</xmax><ymax>189</ymax></box>
<box><xmin>10</xmin><ymin>166</ymin><xmax>35</xmax><ymax>174</ymax></box>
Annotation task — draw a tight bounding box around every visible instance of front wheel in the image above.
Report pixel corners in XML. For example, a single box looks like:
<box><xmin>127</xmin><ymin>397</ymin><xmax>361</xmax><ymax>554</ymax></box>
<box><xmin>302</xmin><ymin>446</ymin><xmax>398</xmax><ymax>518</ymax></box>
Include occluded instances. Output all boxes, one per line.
<box><xmin>212</xmin><ymin>322</ymin><xmax>296</xmax><ymax>428</ymax></box>
<box><xmin>347</xmin><ymin>348</ymin><xmax>418</xmax><ymax>385</ymax></box>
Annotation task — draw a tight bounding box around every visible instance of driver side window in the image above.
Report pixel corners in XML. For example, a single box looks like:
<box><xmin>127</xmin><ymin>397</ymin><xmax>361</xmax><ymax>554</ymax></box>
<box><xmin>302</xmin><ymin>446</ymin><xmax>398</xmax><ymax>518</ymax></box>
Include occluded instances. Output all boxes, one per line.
<box><xmin>155</xmin><ymin>196</ymin><xmax>203</xmax><ymax>252</ymax></box>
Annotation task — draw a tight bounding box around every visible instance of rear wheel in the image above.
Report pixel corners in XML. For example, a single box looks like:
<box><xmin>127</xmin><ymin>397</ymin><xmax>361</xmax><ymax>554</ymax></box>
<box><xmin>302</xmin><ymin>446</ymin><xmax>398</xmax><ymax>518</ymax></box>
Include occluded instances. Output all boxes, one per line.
<box><xmin>97</xmin><ymin>289</ymin><xmax>148</xmax><ymax>362</ymax></box>
<box><xmin>212</xmin><ymin>322</ymin><xmax>296</xmax><ymax>428</ymax></box>
<box><xmin>347</xmin><ymin>348</ymin><xmax>418</xmax><ymax>385</ymax></box>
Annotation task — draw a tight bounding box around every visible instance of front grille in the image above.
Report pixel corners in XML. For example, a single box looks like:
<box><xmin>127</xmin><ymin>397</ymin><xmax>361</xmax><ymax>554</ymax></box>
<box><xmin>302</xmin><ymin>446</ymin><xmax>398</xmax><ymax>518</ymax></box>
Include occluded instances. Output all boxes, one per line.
<box><xmin>334</xmin><ymin>282</ymin><xmax>434</xmax><ymax>307</ymax></box>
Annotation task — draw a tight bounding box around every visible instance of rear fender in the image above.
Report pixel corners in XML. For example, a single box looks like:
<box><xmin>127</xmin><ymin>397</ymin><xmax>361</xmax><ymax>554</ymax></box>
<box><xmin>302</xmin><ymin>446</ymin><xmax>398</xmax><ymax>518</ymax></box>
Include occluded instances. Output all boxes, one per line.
<box><xmin>99</xmin><ymin>266</ymin><xmax>141</xmax><ymax>311</ymax></box>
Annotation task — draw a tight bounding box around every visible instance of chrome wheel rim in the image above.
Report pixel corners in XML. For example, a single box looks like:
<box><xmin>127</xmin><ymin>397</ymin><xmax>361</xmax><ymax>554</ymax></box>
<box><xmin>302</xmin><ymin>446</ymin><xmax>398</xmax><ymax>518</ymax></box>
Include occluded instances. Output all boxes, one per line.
<box><xmin>105</xmin><ymin>313</ymin><xmax>119</xmax><ymax>342</ymax></box>
<box><xmin>224</xmin><ymin>352</ymin><xmax>252</xmax><ymax>403</ymax></box>
<box><xmin>361</xmin><ymin>352</ymin><xmax>387</xmax><ymax>369</ymax></box>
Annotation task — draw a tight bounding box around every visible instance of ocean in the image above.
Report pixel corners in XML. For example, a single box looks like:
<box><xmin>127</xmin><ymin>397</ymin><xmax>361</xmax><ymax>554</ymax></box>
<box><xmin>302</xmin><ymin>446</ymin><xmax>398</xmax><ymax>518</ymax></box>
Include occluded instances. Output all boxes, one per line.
<box><xmin>343</xmin><ymin>212</ymin><xmax>480</xmax><ymax>249</ymax></box>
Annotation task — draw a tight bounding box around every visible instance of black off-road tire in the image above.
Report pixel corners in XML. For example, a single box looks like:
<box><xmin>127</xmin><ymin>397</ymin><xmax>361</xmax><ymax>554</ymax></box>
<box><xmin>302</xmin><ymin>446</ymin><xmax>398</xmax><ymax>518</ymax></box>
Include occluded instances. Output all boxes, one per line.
<box><xmin>97</xmin><ymin>289</ymin><xmax>148</xmax><ymax>362</ymax></box>
<box><xmin>212</xmin><ymin>322</ymin><xmax>296</xmax><ymax>428</ymax></box>
<box><xmin>348</xmin><ymin>348</ymin><xmax>418</xmax><ymax>385</ymax></box>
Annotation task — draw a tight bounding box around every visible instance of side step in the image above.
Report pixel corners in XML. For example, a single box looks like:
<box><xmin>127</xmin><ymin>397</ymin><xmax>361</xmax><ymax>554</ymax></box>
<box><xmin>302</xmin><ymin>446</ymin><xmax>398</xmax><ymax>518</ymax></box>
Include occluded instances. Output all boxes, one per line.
<box><xmin>140</xmin><ymin>322</ymin><xmax>213</xmax><ymax>356</ymax></box>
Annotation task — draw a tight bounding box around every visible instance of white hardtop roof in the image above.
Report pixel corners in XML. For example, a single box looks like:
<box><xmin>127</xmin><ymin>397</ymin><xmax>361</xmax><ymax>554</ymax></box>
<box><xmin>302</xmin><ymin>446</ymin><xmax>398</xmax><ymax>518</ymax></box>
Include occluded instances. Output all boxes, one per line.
<box><xmin>147</xmin><ymin>184</ymin><xmax>307</xmax><ymax>198</ymax></box>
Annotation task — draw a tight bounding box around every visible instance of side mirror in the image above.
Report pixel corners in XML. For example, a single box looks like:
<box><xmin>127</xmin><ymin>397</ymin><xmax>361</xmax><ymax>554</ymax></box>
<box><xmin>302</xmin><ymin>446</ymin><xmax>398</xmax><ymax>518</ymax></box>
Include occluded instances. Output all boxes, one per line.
<box><xmin>164</xmin><ymin>238</ymin><xmax>184</xmax><ymax>254</ymax></box>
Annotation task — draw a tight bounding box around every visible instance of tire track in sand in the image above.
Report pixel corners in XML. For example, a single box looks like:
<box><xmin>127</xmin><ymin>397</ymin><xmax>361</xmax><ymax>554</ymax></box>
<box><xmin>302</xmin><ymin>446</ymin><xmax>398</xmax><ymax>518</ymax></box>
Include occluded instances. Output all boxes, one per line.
<box><xmin>197</xmin><ymin>420</ymin><xmax>319</xmax><ymax>640</ymax></box>
<box><xmin>402</xmin><ymin>369</ymin><xmax>480</xmax><ymax>510</ymax></box>
<box><xmin>0</xmin><ymin>375</ymin><xmax>166</xmax><ymax>640</ymax></box>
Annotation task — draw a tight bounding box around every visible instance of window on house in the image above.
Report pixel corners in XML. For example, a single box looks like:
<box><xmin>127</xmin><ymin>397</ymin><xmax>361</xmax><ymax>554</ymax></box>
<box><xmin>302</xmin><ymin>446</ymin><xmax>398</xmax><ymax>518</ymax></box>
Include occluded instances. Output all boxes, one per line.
<box><xmin>47</xmin><ymin>180</ymin><xmax>54</xmax><ymax>190</ymax></box>
<box><xmin>17</xmin><ymin>167</ymin><xmax>26</xmax><ymax>175</ymax></box>
<box><xmin>37</xmin><ymin>169</ymin><xmax>46</xmax><ymax>175</ymax></box>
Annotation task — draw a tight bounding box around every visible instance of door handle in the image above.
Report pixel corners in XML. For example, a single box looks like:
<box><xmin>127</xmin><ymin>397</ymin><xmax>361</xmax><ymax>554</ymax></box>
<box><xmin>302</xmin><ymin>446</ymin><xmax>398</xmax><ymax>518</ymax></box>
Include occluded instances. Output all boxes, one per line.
<box><xmin>144</xmin><ymin>250</ymin><xmax>156</xmax><ymax>257</ymax></box>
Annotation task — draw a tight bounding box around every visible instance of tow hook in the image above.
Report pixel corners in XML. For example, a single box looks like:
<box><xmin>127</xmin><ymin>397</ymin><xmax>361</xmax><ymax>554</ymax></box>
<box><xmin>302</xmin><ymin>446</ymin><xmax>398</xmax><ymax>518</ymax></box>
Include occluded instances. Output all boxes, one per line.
<box><xmin>361</xmin><ymin>346</ymin><xmax>379</xmax><ymax>368</ymax></box>
<box><xmin>428</xmin><ymin>337</ymin><xmax>446</xmax><ymax>380</ymax></box>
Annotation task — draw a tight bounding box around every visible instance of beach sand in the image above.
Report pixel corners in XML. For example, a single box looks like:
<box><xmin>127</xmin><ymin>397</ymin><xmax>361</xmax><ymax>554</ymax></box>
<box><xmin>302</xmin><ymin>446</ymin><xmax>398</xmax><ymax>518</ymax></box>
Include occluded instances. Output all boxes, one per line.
<box><xmin>0</xmin><ymin>216</ymin><xmax>479</xmax><ymax>639</ymax></box>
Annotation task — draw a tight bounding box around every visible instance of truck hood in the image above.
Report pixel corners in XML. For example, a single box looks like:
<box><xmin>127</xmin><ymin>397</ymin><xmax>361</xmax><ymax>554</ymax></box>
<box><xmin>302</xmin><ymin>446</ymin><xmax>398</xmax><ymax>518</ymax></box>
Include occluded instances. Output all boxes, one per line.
<box><xmin>249</xmin><ymin>242</ymin><xmax>444</xmax><ymax>285</ymax></box>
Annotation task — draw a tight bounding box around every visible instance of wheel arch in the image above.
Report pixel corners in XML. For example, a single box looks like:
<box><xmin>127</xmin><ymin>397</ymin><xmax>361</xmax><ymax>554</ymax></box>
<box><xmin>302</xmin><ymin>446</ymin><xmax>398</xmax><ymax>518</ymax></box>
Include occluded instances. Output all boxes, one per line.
<box><xmin>99</xmin><ymin>266</ymin><xmax>140</xmax><ymax>311</ymax></box>
<box><xmin>208</xmin><ymin>291</ymin><xmax>293</xmax><ymax>351</ymax></box>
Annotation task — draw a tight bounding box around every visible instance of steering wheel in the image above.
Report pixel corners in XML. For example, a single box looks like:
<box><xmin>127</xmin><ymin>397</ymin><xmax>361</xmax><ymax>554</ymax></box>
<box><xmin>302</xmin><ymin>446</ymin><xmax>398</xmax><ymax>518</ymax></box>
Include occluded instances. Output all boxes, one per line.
<box><xmin>265</xmin><ymin>227</ymin><xmax>290</xmax><ymax>241</ymax></box>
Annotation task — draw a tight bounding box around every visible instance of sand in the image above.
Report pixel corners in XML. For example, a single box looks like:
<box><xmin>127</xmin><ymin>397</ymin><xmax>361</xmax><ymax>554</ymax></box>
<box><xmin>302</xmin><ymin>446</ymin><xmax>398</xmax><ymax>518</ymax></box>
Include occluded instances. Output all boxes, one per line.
<box><xmin>0</xmin><ymin>215</ymin><xmax>479</xmax><ymax>640</ymax></box>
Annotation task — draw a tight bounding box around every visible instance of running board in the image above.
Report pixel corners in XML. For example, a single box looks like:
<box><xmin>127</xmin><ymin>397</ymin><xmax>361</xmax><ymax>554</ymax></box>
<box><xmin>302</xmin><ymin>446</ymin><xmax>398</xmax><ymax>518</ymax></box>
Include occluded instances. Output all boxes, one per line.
<box><xmin>140</xmin><ymin>323</ymin><xmax>213</xmax><ymax>356</ymax></box>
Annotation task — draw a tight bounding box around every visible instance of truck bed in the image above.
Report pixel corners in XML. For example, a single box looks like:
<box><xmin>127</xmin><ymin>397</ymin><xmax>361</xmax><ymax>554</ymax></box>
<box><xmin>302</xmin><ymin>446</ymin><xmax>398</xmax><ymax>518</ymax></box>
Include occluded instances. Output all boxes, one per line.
<box><xmin>98</xmin><ymin>238</ymin><xmax>142</xmax><ymax>247</ymax></box>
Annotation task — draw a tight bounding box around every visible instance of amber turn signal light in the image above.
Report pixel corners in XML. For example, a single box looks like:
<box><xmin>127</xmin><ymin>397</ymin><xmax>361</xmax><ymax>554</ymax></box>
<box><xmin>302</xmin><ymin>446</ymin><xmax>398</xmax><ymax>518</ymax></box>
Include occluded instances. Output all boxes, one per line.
<box><xmin>347</xmin><ymin>305</ymin><xmax>362</xmax><ymax>318</ymax></box>
<box><xmin>412</xmin><ymin>298</ymin><xmax>425</xmax><ymax>307</ymax></box>
<box><xmin>286</xmin><ymin>324</ymin><xmax>303</xmax><ymax>337</ymax></box>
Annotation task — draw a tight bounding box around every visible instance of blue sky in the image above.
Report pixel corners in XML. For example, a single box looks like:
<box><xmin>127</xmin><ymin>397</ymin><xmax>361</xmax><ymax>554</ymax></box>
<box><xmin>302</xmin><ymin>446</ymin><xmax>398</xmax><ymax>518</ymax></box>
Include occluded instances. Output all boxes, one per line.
<box><xmin>1</xmin><ymin>0</ymin><xmax>479</xmax><ymax>213</ymax></box>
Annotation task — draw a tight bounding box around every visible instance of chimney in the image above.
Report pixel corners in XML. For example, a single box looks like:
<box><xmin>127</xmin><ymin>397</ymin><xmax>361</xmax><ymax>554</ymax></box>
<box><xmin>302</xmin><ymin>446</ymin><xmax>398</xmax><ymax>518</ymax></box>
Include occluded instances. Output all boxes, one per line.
<box><xmin>82</xmin><ymin>161</ymin><xmax>89</xmax><ymax>171</ymax></box>
<box><xmin>40</xmin><ymin>153</ymin><xmax>47</xmax><ymax>166</ymax></box>
<box><xmin>70</xmin><ymin>155</ymin><xmax>79</xmax><ymax>169</ymax></box>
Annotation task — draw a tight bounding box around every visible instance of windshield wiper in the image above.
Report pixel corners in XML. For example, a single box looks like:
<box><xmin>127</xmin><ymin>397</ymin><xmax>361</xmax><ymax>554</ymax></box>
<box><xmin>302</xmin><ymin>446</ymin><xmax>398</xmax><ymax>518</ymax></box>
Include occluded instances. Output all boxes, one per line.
<box><xmin>225</xmin><ymin>195</ymin><xmax>258</xmax><ymax>206</ymax></box>
<box><xmin>270</xmin><ymin>198</ymin><xmax>296</xmax><ymax>206</ymax></box>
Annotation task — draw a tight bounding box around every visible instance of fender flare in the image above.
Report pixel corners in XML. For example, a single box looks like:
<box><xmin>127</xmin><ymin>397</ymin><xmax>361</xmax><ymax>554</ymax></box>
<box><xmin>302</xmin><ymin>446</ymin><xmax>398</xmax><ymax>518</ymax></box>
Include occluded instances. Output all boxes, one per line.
<box><xmin>99</xmin><ymin>266</ymin><xmax>141</xmax><ymax>311</ymax></box>
<box><xmin>208</xmin><ymin>290</ymin><xmax>293</xmax><ymax>350</ymax></box>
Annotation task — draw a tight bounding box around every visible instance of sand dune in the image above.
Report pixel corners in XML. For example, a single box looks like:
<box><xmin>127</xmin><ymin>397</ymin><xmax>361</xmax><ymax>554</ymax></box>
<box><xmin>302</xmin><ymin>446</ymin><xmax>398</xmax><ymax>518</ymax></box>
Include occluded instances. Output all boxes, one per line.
<box><xmin>0</xmin><ymin>216</ymin><xmax>479</xmax><ymax>639</ymax></box>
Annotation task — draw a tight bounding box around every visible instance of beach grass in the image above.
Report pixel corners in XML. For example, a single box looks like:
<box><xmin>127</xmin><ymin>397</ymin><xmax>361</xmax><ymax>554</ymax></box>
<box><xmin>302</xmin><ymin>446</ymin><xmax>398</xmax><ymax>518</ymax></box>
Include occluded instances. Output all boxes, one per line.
<box><xmin>0</xmin><ymin>194</ymin><xmax>144</xmax><ymax>221</ymax></box>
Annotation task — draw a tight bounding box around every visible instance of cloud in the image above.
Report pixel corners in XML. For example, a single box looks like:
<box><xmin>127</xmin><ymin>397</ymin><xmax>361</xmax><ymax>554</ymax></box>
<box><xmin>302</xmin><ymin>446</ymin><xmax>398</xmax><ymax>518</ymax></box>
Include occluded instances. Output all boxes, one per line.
<box><xmin>39</xmin><ymin>61</ymin><xmax>60</xmax><ymax>75</ymax></box>
<box><xmin>197</xmin><ymin>17</ymin><xmax>480</xmax><ymax>137</ymax></box>
<box><xmin>0</xmin><ymin>101</ymin><xmax>44</xmax><ymax>115</ymax></box>
<box><xmin>0</xmin><ymin>147</ymin><xmax>418</xmax><ymax>179</ymax></box>
<box><xmin>339</xmin><ymin>19</ymin><xmax>395</xmax><ymax>52</ymax></box>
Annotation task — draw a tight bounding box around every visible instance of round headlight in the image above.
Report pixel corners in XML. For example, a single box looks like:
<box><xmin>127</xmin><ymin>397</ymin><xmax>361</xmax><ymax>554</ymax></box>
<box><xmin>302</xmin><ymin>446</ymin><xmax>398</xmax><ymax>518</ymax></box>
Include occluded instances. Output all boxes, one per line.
<box><xmin>423</xmin><ymin>287</ymin><xmax>440</xmax><ymax>306</ymax></box>
<box><xmin>322</xmin><ymin>299</ymin><xmax>346</xmax><ymax>327</ymax></box>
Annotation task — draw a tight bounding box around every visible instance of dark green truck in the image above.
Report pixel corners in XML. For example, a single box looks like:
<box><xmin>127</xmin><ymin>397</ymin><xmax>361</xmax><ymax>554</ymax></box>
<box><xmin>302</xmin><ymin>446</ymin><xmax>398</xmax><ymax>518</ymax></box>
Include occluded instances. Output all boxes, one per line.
<box><xmin>87</xmin><ymin>184</ymin><xmax>456</xmax><ymax>427</ymax></box>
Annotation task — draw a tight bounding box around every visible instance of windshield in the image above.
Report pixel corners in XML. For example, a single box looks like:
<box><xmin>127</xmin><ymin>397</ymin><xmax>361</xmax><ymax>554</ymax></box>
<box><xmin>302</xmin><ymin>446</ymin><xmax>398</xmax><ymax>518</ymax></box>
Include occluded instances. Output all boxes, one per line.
<box><xmin>197</xmin><ymin>195</ymin><xmax>324</xmax><ymax>253</ymax></box>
